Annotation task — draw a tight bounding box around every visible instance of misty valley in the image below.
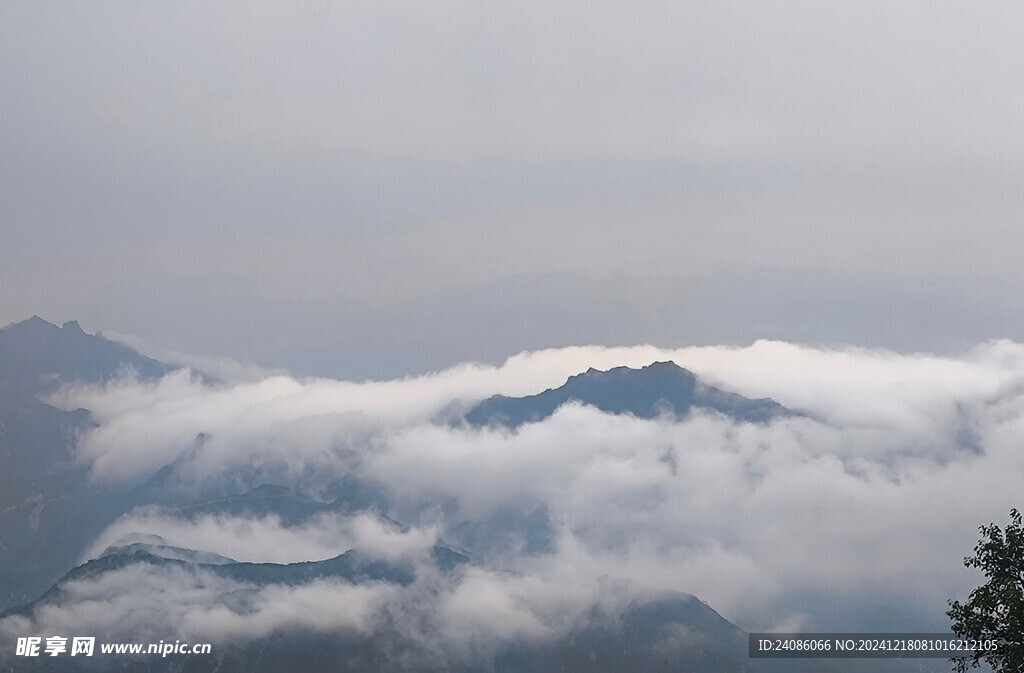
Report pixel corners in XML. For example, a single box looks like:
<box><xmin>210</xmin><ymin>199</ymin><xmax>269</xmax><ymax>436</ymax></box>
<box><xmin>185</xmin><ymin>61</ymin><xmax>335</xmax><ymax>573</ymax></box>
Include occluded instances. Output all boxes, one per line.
<box><xmin>0</xmin><ymin>317</ymin><xmax>1011</xmax><ymax>672</ymax></box>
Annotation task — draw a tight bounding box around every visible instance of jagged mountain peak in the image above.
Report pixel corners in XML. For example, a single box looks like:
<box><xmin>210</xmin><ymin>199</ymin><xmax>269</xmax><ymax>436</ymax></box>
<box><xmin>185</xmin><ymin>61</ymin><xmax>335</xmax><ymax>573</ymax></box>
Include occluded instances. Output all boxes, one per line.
<box><xmin>98</xmin><ymin>539</ymin><xmax>238</xmax><ymax>566</ymax></box>
<box><xmin>61</xmin><ymin>319</ymin><xmax>85</xmax><ymax>334</ymax></box>
<box><xmin>567</xmin><ymin>360</ymin><xmax>697</xmax><ymax>383</ymax></box>
<box><xmin>5</xmin><ymin>315</ymin><xmax>85</xmax><ymax>335</ymax></box>
<box><xmin>466</xmin><ymin>361</ymin><xmax>794</xmax><ymax>428</ymax></box>
<box><xmin>0</xmin><ymin>316</ymin><xmax>179</xmax><ymax>396</ymax></box>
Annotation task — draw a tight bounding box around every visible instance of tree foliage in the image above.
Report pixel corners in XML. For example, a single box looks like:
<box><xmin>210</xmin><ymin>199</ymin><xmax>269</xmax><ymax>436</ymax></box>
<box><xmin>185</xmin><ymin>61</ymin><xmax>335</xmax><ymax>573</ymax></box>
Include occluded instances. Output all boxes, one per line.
<box><xmin>947</xmin><ymin>508</ymin><xmax>1024</xmax><ymax>672</ymax></box>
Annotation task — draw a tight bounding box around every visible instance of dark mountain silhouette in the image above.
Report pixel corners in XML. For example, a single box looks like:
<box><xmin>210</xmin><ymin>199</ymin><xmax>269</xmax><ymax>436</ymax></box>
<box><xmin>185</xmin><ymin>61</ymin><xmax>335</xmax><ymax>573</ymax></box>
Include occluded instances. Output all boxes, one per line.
<box><xmin>451</xmin><ymin>505</ymin><xmax>556</xmax><ymax>560</ymax></box>
<box><xmin>97</xmin><ymin>535</ymin><xmax>238</xmax><ymax>565</ymax></box>
<box><xmin>0</xmin><ymin>312</ymin><xmax>389</xmax><ymax>610</ymax></box>
<box><xmin>1</xmin><ymin>537</ymin><xmax>953</xmax><ymax>673</ymax></box>
<box><xmin>0</xmin><ymin>317</ymin><xmax>180</xmax><ymax>609</ymax></box>
<box><xmin>0</xmin><ymin>316</ymin><xmax>173</xmax><ymax>398</ymax></box>
<box><xmin>466</xmin><ymin>361</ymin><xmax>794</xmax><ymax>428</ymax></box>
<box><xmin>6</xmin><ymin>542</ymin><xmax>937</xmax><ymax>673</ymax></box>
<box><xmin>0</xmin><ymin>543</ymin><xmax>776</xmax><ymax>673</ymax></box>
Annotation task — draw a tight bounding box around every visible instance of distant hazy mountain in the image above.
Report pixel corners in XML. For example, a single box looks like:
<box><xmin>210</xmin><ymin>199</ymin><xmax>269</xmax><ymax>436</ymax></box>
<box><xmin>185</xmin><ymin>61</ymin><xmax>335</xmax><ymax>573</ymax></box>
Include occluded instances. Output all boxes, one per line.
<box><xmin>450</xmin><ymin>505</ymin><xmax>556</xmax><ymax>560</ymax></box>
<box><xmin>37</xmin><ymin>541</ymin><xmax>467</xmax><ymax>596</ymax></box>
<box><xmin>466</xmin><ymin>361</ymin><xmax>794</xmax><ymax>428</ymax></box>
<box><xmin>96</xmin><ymin>535</ymin><xmax>238</xmax><ymax>565</ymax></box>
<box><xmin>166</xmin><ymin>482</ymin><xmax>384</xmax><ymax>523</ymax></box>
<box><xmin>0</xmin><ymin>317</ymin><xmax>400</xmax><ymax>613</ymax></box>
<box><xmin>0</xmin><ymin>544</ymin><xmax>770</xmax><ymax>673</ymax></box>
<box><xmin>0</xmin><ymin>316</ymin><xmax>172</xmax><ymax>398</ymax></box>
<box><xmin>4</xmin><ymin>542</ymin><xmax>947</xmax><ymax>673</ymax></box>
<box><xmin>0</xmin><ymin>317</ymin><xmax>178</xmax><ymax>609</ymax></box>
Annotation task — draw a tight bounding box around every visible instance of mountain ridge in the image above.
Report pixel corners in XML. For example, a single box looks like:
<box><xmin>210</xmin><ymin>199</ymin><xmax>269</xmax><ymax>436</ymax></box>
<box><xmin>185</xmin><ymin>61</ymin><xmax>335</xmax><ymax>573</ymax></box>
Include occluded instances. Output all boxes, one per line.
<box><xmin>0</xmin><ymin>317</ymin><xmax>186</xmax><ymax>610</ymax></box>
<box><xmin>466</xmin><ymin>360</ymin><xmax>794</xmax><ymax>427</ymax></box>
<box><xmin>0</xmin><ymin>316</ymin><xmax>175</xmax><ymax>397</ymax></box>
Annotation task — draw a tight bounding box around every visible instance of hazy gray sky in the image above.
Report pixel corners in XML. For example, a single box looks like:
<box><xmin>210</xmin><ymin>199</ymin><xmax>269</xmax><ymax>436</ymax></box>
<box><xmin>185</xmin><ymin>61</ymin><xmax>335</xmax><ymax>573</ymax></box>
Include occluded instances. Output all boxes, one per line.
<box><xmin>4</xmin><ymin>1</ymin><xmax>1024</xmax><ymax>377</ymax></box>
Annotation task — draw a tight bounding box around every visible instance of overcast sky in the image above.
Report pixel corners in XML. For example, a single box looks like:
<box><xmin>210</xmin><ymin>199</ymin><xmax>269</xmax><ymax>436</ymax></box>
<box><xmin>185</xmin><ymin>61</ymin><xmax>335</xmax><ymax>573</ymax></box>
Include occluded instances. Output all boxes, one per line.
<box><xmin>4</xmin><ymin>1</ymin><xmax>1024</xmax><ymax>377</ymax></box>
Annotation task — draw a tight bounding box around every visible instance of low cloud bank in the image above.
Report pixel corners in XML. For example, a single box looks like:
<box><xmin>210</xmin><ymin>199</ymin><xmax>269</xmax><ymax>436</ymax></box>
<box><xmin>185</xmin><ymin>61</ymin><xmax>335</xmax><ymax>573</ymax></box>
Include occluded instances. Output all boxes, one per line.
<box><xmin>1</xmin><ymin>545</ymin><xmax>630</xmax><ymax>665</ymax></box>
<box><xmin>84</xmin><ymin>510</ymin><xmax>439</xmax><ymax>565</ymax></box>
<box><xmin>36</xmin><ymin>340</ymin><xmax>1024</xmax><ymax>634</ymax></box>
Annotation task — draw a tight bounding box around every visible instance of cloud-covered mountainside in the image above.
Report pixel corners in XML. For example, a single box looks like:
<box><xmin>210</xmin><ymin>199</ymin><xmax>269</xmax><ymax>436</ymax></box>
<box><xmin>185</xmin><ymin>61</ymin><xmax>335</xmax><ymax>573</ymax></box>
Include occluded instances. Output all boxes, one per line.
<box><xmin>1</xmin><ymin>317</ymin><xmax>1020</xmax><ymax>671</ymax></box>
<box><xmin>0</xmin><ymin>318</ymin><xmax>176</xmax><ymax>610</ymax></box>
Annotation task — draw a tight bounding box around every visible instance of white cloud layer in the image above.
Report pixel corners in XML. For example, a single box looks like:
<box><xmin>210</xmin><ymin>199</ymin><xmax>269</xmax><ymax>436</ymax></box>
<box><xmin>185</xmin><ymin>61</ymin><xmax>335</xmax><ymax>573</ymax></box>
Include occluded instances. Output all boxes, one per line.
<box><xmin>84</xmin><ymin>510</ymin><xmax>438</xmax><ymax>565</ymax></box>
<box><xmin>0</xmin><ymin>564</ymin><xmax>396</xmax><ymax>644</ymax></box>
<box><xmin>38</xmin><ymin>341</ymin><xmax>1024</xmax><ymax>634</ymax></box>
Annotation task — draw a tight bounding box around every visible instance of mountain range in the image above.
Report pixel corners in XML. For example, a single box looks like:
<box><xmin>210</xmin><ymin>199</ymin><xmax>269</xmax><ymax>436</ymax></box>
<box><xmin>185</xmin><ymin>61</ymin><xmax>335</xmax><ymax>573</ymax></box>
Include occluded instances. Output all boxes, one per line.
<box><xmin>0</xmin><ymin>317</ymin><xmax>951</xmax><ymax>673</ymax></box>
<box><xmin>465</xmin><ymin>360</ymin><xmax>793</xmax><ymax>427</ymax></box>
